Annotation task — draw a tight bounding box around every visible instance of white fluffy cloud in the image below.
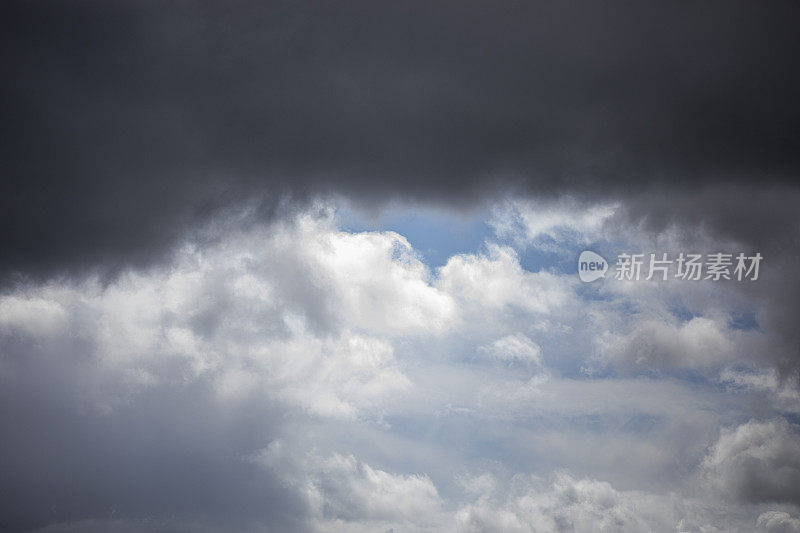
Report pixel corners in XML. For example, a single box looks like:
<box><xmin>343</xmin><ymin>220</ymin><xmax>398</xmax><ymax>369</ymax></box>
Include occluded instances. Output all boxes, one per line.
<box><xmin>489</xmin><ymin>197</ymin><xmax>618</xmax><ymax>253</ymax></box>
<box><xmin>479</xmin><ymin>334</ymin><xmax>544</xmax><ymax>366</ymax></box>
<box><xmin>454</xmin><ymin>471</ymin><xmax>675</xmax><ymax>533</ymax></box>
<box><xmin>1</xmin><ymin>201</ymin><xmax>796</xmax><ymax>532</ymax></box>
<box><xmin>0</xmin><ymin>211</ymin><xmax>436</xmax><ymax>419</ymax></box>
<box><xmin>438</xmin><ymin>244</ymin><xmax>576</xmax><ymax>316</ymax></box>
<box><xmin>593</xmin><ymin>316</ymin><xmax>736</xmax><ymax>372</ymax></box>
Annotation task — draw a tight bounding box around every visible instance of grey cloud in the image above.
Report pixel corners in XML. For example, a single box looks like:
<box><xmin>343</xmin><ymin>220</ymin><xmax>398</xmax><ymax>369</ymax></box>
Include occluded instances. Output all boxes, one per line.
<box><xmin>3</xmin><ymin>3</ymin><xmax>800</xmax><ymax>529</ymax></box>
<box><xmin>703</xmin><ymin>419</ymin><xmax>800</xmax><ymax>506</ymax></box>
<box><xmin>3</xmin><ymin>0</ymin><xmax>800</xmax><ymax>279</ymax></box>
<box><xmin>757</xmin><ymin>511</ymin><xmax>800</xmax><ymax>533</ymax></box>
<box><xmin>602</xmin><ymin>185</ymin><xmax>800</xmax><ymax>378</ymax></box>
<box><xmin>0</xmin><ymin>301</ymin><xmax>307</xmax><ymax>531</ymax></box>
<box><xmin>0</xmin><ymin>217</ymin><xmax>439</xmax><ymax>530</ymax></box>
<box><xmin>0</xmin><ymin>209</ymin><xmax>797</xmax><ymax>531</ymax></box>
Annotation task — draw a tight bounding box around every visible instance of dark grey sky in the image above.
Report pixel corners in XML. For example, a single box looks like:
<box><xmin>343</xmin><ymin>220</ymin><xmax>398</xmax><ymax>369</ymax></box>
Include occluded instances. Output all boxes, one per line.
<box><xmin>3</xmin><ymin>0</ymin><xmax>800</xmax><ymax>279</ymax></box>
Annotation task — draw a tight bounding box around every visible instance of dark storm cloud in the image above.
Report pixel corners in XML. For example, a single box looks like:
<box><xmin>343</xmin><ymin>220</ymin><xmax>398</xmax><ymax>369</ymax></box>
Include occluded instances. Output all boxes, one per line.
<box><xmin>3</xmin><ymin>0</ymin><xmax>800</xmax><ymax>279</ymax></box>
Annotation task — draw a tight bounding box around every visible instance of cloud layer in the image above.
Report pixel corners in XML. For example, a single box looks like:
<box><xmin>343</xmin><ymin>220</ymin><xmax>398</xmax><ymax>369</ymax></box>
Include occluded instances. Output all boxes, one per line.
<box><xmin>0</xmin><ymin>203</ymin><xmax>798</xmax><ymax>531</ymax></box>
<box><xmin>4</xmin><ymin>0</ymin><xmax>800</xmax><ymax>279</ymax></box>
<box><xmin>3</xmin><ymin>2</ymin><xmax>800</xmax><ymax>531</ymax></box>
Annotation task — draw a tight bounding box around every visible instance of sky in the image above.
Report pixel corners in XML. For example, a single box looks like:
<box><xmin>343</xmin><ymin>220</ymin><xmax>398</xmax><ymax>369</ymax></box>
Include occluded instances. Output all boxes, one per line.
<box><xmin>2</xmin><ymin>1</ymin><xmax>800</xmax><ymax>532</ymax></box>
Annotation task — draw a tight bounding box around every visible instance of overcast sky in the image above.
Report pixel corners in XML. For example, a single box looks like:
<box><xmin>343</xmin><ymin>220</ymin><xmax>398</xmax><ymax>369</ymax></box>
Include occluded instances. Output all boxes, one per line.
<box><xmin>2</xmin><ymin>1</ymin><xmax>800</xmax><ymax>532</ymax></box>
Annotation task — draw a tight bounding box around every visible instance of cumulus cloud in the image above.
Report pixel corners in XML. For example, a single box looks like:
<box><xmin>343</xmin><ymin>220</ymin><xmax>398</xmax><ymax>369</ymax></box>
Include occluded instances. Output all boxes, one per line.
<box><xmin>438</xmin><ymin>244</ymin><xmax>576</xmax><ymax>317</ymax></box>
<box><xmin>454</xmin><ymin>471</ymin><xmax>674</xmax><ymax>532</ymax></box>
<box><xmin>479</xmin><ymin>334</ymin><xmax>544</xmax><ymax>367</ymax></box>
<box><xmin>757</xmin><ymin>511</ymin><xmax>800</xmax><ymax>533</ymax></box>
<box><xmin>0</xmin><ymin>212</ymin><xmax>442</xmax><ymax>420</ymax></box>
<box><xmin>4</xmin><ymin>0</ymin><xmax>800</xmax><ymax>530</ymax></box>
<box><xmin>489</xmin><ymin>198</ymin><xmax>618</xmax><ymax>253</ymax></box>
<box><xmin>0</xmin><ymin>212</ymin><xmax>456</xmax><ymax>530</ymax></box>
<box><xmin>703</xmin><ymin>419</ymin><xmax>800</xmax><ymax>506</ymax></box>
<box><xmin>593</xmin><ymin>316</ymin><xmax>736</xmax><ymax>372</ymax></box>
<box><xmin>0</xmin><ymin>203</ymin><xmax>797</xmax><ymax>531</ymax></box>
<box><xmin>719</xmin><ymin>368</ymin><xmax>800</xmax><ymax>415</ymax></box>
<box><xmin>302</xmin><ymin>454</ymin><xmax>444</xmax><ymax>532</ymax></box>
